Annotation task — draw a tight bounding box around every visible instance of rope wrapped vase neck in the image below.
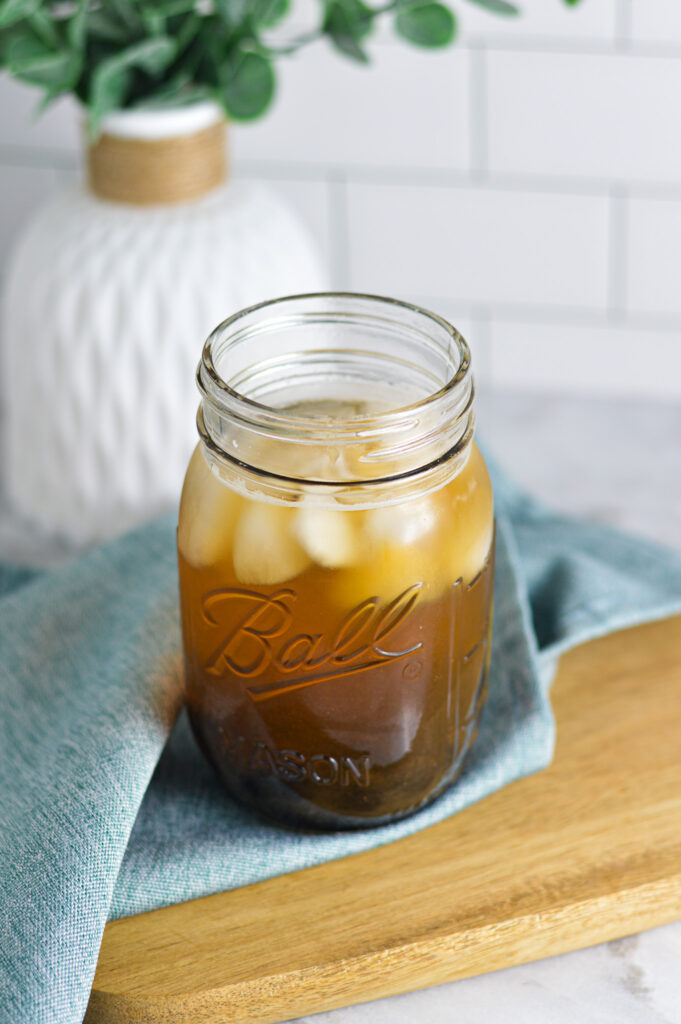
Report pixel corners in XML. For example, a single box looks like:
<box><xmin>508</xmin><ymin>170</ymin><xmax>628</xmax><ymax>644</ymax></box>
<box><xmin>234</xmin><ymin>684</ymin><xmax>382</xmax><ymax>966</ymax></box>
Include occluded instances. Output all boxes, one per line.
<box><xmin>87</xmin><ymin>105</ymin><xmax>227</xmax><ymax>206</ymax></box>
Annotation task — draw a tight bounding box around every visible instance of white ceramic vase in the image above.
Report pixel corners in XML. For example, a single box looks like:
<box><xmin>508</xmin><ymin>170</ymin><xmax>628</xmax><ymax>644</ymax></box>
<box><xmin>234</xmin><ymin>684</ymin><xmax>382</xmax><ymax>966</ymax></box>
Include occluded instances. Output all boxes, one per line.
<box><xmin>1</xmin><ymin>102</ymin><xmax>326</xmax><ymax>548</ymax></box>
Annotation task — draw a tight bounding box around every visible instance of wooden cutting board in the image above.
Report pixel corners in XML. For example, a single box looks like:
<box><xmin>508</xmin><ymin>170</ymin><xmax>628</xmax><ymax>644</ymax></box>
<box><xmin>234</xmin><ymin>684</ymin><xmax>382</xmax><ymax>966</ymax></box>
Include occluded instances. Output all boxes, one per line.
<box><xmin>86</xmin><ymin>614</ymin><xmax>681</xmax><ymax>1024</ymax></box>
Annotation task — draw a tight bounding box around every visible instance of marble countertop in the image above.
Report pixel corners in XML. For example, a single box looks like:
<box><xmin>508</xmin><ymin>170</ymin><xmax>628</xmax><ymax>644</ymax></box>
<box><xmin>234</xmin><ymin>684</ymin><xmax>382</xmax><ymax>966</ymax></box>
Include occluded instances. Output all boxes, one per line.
<box><xmin>296</xmin><ymin>926</ymin><xmax>681</xmax><ymax>1024</ymax></box>
<box><xmin>2</xmin><ymin>389</ymin><xmax>680</xmax><ymax>1023</ymax></box>
<box><xmin>477</xmin><ymin>390</ymin><xmax>681</xmax><ymax>554</ymax></box>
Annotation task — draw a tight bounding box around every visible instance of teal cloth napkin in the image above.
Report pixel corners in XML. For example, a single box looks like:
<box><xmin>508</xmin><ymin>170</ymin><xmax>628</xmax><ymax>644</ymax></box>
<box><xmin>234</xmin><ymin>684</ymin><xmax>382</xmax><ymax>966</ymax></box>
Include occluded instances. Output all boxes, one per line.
<box><xmin>2</xmin><ymin>463</ymin><xmax>681</xmax><ymax>1024</ymax></box>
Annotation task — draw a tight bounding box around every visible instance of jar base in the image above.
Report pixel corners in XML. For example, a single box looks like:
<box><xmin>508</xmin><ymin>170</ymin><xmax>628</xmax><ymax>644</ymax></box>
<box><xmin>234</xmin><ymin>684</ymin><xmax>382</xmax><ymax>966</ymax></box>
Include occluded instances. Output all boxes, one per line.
<box><xmin>188</xmin><ymin>695</ymin><xmax>487</xmax><ymax>832</ymax></box>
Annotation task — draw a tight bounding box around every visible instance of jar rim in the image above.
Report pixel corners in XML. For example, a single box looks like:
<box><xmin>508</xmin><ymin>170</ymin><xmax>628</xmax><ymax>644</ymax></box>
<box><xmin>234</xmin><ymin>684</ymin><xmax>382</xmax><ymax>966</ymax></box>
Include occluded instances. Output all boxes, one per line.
<box><xmin>196</xmin><ymin>405</ymin><xmax>475</xmax><ymax>496</ymax></box>
<box><xmin>199</xmin><ymin>292</ymin><xmax>471</xmax><ymax>434</ymax></box>
<box><xmin>197</xmin><ymin>292</ymin><xmax>475</xmax><ymax>495</ymax></box>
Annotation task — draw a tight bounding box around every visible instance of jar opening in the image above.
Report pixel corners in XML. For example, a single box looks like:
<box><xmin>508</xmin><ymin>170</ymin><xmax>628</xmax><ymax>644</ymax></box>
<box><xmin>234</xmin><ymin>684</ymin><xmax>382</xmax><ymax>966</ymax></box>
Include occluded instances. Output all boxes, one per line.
<box><xmin>197</xmin><ymin>293</ymin><xmax>475</xmax><ymax>497</ymax></box>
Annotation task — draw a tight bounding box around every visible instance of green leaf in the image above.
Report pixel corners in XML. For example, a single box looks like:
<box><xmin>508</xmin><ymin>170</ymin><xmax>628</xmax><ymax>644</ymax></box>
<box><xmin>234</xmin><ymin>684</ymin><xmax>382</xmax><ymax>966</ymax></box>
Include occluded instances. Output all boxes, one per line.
<box><xmin>145</xmin><ymin>0</ymin><xmax>198</xmax><ymax>14</ymax></box>
<box><xmin>564</xmin><ymin>0</ymin><xmax>582</xmax><ymax>5</ymax></box>
<box><xmin>67</xmin><ymin>0</ymin><xmax>88</xmax><ymax>50</ymax></box>
<box><xmin>215</xmin><ymin>0</ymin><xmax>250</xmax><ymax>27</ymax></box>
<box><xmin>327</xmin><ymin>0</ymin><xmax>372</xmax><ymax>37</ymax></box>
<box><xmin>7</xmin><ymin>31</ymin><xmax>44</xmax><ymax>66</ymax></box>
<box><xmin>253</xmin><ymin>0</ymin><xmax>290</xmax><ymax>28</ymax></box>
<box><xmin>7</xmin><ymin>34</ymin><xmax>81</xmax><ymax>89</ymax></box>
<box><xmin>142</xmin><ymin>9</ymin><xmax>167</xmax><ymax>36</ymax></box>
<box><xmin>85</xmin><ymin>8</ymin><xmax>128</xmax><ymax>42</ymax></box>
<box><xmin>91</xmin><ymin>68</ymin><xmax>131</xmax><ymax>125</ymax></box>
<box><xmin>221</xmin><ymin>50</ymin><xmax>274</xmax><ymax>119</ymax></box>
<box><xmin>324</xmin><ymin>0</ymin><xmax>372</xmax><ymax>62</ymax></box>
<box><xmin>134</xmin><ymin>77</ymin><xmax>214</xmax><ymax>108</ymax></box>
<box><xmin>84</xmin><ymin>0</ymin><xmax>150</xmax><ymax>44</ymax></box>
<box><xmin>0</xmin><ymin>0</ymin><xmax>40</xmax><ymax>30</ymax></box>
<box><xmin>89</xmin><ymin>35</ymin><xmax>178</xmax><ymax>128</ymax></box>
<box><xmin>462</xmin><ymin>0</ymin><xmax>519</xmax><ymax>14</ymax></box>
<box><xmin>27</xmin><ymin>9</ymin><xmax>62</xmax><ymax>49</ymax></box>
<box><xmin>107</xmin><ymin>0</ymin><xmax>145</xmax><ymax>34</ymax></box>
<box><xmin>173</xmin><ymin>10</ymin><xmax>201</xmax><ymax>51</ymax></box>
<box><xmin>193</xmin><ymin>14</ymin><xmax>231</xmax><ymax>86</ymax></box>
<box><xmin>395</xmin><ymin>2</ymin><xmax>455</xmax><ymax>46</ymax></box>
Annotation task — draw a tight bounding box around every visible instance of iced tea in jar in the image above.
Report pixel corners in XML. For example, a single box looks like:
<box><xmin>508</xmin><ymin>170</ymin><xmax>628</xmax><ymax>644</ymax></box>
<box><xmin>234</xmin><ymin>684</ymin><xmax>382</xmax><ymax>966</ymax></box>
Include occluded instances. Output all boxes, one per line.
<box><xmin>178</xmin><ymin>294</ymin><xmax>494</xmax><ymax>829</ymax></box>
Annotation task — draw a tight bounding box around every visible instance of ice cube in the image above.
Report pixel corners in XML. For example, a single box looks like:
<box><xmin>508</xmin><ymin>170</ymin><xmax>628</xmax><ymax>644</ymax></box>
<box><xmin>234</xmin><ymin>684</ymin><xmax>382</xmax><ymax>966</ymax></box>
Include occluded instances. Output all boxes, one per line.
<box><xmin>247</xmin><ymin>438</ymin><xmax>344</xmax><ymax>483</ymax></box>
<box><xmin>441</xmin><ymin>444</ymin><xmax>494</xmax><ymax>583</ymax></box>
<box><xmin>329</xmin><ymin>500</ymin><xmax>440</xmax><ymax>606</ymax></box>
<box><xmin>292</xmin><ymin>506</ymin><xmax>359</xmax><ymax>569</ymax></box>
<box><xmin>366</xmin><ymin>496</ymin><xmax>437</xmax><ymax>546</ymax></box>
<box><xmin>178</xmin><ymin>446</ymin><xmax>241</xmax><ymax>568</ymax></box>
<box><xmin>445</xmin><ymin>516</ymin><xmax>494</xmax><ymax>584</ymax></box>
<box><xmin>233</xmin><ymin>501</ymin><xmax>311</xmax><ymax>585</ymax></box>
<box><xmin>330</xmin><ymin>445</ymin><xmax>494</xmax><ymax>605</ymax></box>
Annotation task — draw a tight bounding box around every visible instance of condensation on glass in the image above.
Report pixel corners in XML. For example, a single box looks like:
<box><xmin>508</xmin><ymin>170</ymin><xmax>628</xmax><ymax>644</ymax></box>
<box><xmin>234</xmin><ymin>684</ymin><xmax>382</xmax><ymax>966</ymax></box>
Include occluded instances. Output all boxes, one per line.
<box><xmin>177</xmin><ymin>293</ymin><xmax>494</xmax><ymax>829</ymax></box>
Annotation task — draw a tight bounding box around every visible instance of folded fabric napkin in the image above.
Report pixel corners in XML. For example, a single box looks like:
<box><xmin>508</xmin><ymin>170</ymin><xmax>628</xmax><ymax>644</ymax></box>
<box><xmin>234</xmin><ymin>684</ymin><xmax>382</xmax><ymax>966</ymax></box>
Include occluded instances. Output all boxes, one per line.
<box><xmin>2</xmin><ymin>461</ymin><xmax>681</xmax><ymax>1024</ymax></box>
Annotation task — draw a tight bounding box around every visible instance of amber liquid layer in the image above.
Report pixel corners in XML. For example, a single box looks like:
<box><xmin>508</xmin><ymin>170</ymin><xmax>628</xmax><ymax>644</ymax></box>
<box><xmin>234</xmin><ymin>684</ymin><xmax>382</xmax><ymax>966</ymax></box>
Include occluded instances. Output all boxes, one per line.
<box><xmin>181</xmin><ymin>551</ymin><xmax>493</xmax><ymax>828</ymax></box>
<box><xmin>178</xmin><ymin>440</ymin><xmax>495</xmax><ymax>829</ymax></box>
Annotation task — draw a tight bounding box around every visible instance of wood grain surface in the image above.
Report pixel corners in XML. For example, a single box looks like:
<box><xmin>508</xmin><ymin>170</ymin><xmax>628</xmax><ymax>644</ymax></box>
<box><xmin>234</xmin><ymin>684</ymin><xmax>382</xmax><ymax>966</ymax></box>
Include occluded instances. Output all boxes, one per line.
<box><xmin>86</xmin><ymin>614</ymin><xmax>681</xmax><ymax>1024</ymax></box>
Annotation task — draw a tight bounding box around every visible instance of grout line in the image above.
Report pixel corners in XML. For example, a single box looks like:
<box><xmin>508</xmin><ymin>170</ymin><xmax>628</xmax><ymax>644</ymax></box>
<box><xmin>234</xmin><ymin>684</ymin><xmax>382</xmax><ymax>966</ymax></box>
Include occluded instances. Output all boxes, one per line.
<box><xmin>230</xmin><ymin>157</ymin><xmax>681</xmax><ymax>202</ymax></box>
<box><xmin>6</xmin><ymin>151</ymin><xmax>681</xmax><ymax>207</ymax></box>
<box><xmin>468</xmin><ymin>306</ymin><xmax>493</xmax><ymax>385</ymax></box>
<box><xmin>614</xmin><ymin>0</ymin><xmax>633</xmax><ymax>51</ymax></box>
<box><xmin>465</xmin><ymin>36</ymin><xmax>681</xmax><ymax>58</ymax></box>
<box><xmin>607</xmin><ymin>187</ymin><xmax>629</xmax><ymax>322</ymax></box>
<box><xmin>15</xmin><ymin>143</ymin><xmax>681</xmax><ymax>205</ymax></box>
<box><xmin>279</xmin><ymin>21</ymin><xmax>656</xmax><ymax>56</ymax></box>
<box><xmin>414</xmin><ymin>298</ymin><xmax>612</xmax><ymax>328</ymax></box>
<box><xmin>464</xmin><ymin>35</ymin><xmax>618</xmax><ymax>55</ymax></box>
<box><xmin>349</xmin><ymin>19</ymin><xmax>680</xmax><ymax>58</ymax></box>
<box><xmin>326</xmin><ymin>170</ymin><xmax>351</xmax><ymax>289</ymax></box>
<box><xmin>11</xmin><ymin>143</ymin><xmax>681</xmax><ymax>204</ymax></box>
<box><xmin>468</xmin><ymin>42</ymin><xmax>488</xmax><ymax>181</ymax></box>
<box><xmin>411</xmin><ymin>296</ymin><xmax>681</xmax><ymax>334</ymax></box>
<box><xmin>233</xmin><ymin>159</ymin><xmax>474</xmax><ymax>187</ymax></box>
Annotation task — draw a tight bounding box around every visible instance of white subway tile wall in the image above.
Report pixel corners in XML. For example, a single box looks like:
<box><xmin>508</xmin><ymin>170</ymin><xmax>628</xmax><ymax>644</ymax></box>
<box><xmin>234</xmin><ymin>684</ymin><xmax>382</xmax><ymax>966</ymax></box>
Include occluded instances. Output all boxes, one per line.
<box><xmin>232</xmin><ymin>44</ymin><xmax>471</xmax><ymax>171</ymax></box>
<box><xmin>629</xmin><ymin>0</ymin><xmax>681</xmax><ymax>46</ymax></box>
<box><xmin>487</xmin><ymin>50</ymin><xmax>681</xmax><ymax>185</ymax></box>
<box><xmin>0</xmin><ymin>0</ymin><xmax>679</xmax><ymax>399</ymax></box>
<box><xmin>488</xmin><ymin>320</ymin><xmax>681</xmax><ymax>399</ymax></box>
<box><xmin>626</xmin><ymin>197</ymin><xmax>681</xmax><ymax>316</ymax></box>
<box><xmin>459</xmin><ymin>0</ymin><xmax>619</xmax><ymax>42</ymax></box>
<box><xmin>346</xmin><ymin>182</ymin><xmax>609</xmax><ymax>308</ymax></box>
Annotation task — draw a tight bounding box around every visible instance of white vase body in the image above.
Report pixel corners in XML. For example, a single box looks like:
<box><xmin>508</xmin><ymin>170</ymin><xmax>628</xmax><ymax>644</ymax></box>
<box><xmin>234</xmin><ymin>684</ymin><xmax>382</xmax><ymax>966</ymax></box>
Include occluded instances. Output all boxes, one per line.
<box><xmin>1</xmin><ymin>109</ymin><xmax>326</xmax><ymax>547</ymax></box>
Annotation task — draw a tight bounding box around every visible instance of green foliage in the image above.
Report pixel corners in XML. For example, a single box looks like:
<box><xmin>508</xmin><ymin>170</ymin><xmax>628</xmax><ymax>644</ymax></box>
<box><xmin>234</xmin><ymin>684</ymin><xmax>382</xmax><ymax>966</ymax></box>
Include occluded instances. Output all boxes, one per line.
<box><xmin>463</xmin><ymin>0</ymin><xmax>518</xmax><ymax>15</ymax></box>
<box><xmin>0</xmin><ymin>0</ymin><xmax>42</xmax><ymax>30</ymax></box>
<box><xmin>220</xmin><ymin>50</ymin><xmax>274</xmax><ymax>119</ymax></box>
<box><xmin>0</xmin><ymin>0</ymin><xmax>580</xmax><ymax>135</ymax></box>
<box><xmin>90</xmin><ymin>36</ymin><xmax>178</xmax><ymax>123</ymax></box>
<box><xmin>395</xmin><ymin>3</ymin><xmax>456</xmax><ymax>46</ymax></box>
<box><xmin>324</xmin><ymin>0</ymin><xmax>373</xmax><ymax>62</ymax></box>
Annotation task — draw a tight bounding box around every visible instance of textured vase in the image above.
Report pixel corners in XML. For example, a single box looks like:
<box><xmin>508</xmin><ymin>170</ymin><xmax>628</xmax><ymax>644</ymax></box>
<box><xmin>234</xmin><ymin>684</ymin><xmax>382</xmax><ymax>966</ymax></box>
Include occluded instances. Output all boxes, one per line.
<box><xmin>1</xmin><ymin>103</ymin><xmax>326</xmax><ymax>547</ymax></box>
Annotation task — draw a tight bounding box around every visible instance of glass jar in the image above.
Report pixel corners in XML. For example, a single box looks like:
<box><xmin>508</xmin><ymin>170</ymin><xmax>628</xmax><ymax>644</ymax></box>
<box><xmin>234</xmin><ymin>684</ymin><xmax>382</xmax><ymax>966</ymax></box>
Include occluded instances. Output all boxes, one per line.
<box><xmin>177</xmin><ymin>293</ymin><xmax>494</xmax><ymax>829</ymax></box>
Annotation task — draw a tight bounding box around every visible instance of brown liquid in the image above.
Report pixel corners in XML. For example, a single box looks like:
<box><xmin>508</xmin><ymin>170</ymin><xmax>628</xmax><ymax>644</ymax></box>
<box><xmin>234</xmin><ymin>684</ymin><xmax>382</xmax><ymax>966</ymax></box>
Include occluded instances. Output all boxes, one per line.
<box><xmin>178</xmin><ymin>434</ymin><xmax>494</xmax><ymax>829</ymax></box>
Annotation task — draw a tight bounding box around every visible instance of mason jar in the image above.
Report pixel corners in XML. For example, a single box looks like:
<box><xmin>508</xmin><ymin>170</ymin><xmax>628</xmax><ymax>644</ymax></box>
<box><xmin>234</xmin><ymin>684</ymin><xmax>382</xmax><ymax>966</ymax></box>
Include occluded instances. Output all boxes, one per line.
<box><xmin>177</xmin><ymin>293</ymin><xmax>494</xmax><ymax>829</ymax></box>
